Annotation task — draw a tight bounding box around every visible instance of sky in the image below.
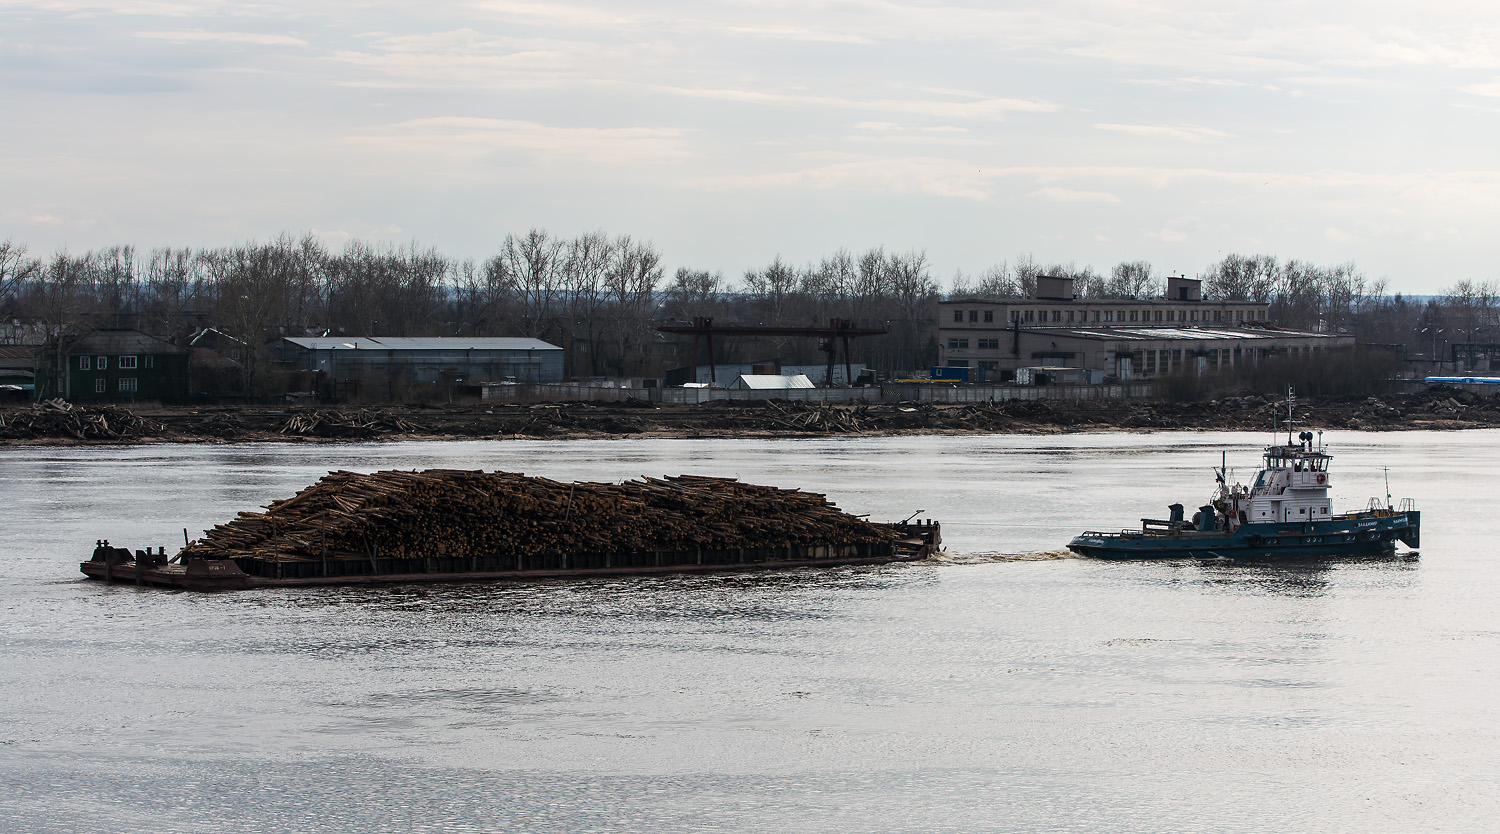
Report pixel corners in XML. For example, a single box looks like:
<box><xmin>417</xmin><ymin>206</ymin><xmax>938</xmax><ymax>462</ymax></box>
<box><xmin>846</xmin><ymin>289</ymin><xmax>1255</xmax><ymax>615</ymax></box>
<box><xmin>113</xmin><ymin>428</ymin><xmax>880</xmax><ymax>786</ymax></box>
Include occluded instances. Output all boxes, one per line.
<box><xmin>3</xmin><ymin>0</ymin><xmax>1499</xmax><ymax>293</ymax></box>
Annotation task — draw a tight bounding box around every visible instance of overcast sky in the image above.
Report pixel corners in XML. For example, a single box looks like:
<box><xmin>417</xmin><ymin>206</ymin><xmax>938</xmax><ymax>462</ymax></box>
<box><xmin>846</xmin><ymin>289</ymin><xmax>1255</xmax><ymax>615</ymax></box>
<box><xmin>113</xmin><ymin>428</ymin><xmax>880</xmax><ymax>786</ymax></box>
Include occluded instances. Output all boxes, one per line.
<box><xmin>3</xmin><ymin>0</ymin><xmax>1499</xmax><ymax>292</ymax></box>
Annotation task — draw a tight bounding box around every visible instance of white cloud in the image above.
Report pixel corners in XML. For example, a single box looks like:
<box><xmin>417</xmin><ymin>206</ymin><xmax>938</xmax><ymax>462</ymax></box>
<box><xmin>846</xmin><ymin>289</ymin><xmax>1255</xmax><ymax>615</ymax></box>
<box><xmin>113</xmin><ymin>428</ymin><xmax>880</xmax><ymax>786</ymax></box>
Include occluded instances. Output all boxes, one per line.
<box><xmin>1026</xmin><ymin>186</ymin><xmax>1121</xmax><ymax>204</ymax></box>
<box><xmin>1463</xmin><ymin>79</ymin><xmax>1500</xmax><ymax>97</ymax></box>
<box><xmin>697</xmin><ymin>155</ymin><xmax>995</xmax><ymax>200</ymax></box>
<box><xmin>1094</xmin><ymin>123</ymin><xmax>1229</xmax><ymax>141</ymax></box>
<box><xmin>133</xmin><ymin>29</ymin><xmax>309</xmax><ymax>47</ymax></box>
<box><xmin>347</xmin><ymin>117</ymin><xmax>692</xmax><ymax>168</ymax></box>
<box><xmin>657</xmin><ymin>86</ymin><xmax>1059</xmax><ymax>120</ymax></box>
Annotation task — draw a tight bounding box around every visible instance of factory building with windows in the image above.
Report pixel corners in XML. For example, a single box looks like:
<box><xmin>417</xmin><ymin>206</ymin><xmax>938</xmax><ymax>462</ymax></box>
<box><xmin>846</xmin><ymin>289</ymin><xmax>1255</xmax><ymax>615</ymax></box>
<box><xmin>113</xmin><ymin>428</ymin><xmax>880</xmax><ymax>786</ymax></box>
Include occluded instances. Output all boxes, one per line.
<box><xmin>936</xmin><ymin>276</ymin><xmax>1353</xmax><ymax>381</ymax></box>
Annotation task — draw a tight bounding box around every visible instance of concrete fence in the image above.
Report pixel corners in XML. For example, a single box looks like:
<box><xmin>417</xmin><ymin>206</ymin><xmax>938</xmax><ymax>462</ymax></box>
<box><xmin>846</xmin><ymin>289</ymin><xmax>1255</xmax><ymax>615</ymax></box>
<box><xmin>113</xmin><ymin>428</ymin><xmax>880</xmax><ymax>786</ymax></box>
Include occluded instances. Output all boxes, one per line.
<box><xmin>481</xmin><ymin>382</ymin><xmax>1160</xmax><ymax>404</ymax></box>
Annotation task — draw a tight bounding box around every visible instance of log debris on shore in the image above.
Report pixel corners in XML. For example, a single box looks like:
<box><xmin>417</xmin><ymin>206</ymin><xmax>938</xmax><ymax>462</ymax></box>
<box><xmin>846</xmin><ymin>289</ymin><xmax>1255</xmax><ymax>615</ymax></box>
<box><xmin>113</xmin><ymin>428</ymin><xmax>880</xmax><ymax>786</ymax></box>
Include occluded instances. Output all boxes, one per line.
<box><xmin>5</xmin><ymin>386</ymin><xmax>1500</xmax><ymax>444</ymax></box>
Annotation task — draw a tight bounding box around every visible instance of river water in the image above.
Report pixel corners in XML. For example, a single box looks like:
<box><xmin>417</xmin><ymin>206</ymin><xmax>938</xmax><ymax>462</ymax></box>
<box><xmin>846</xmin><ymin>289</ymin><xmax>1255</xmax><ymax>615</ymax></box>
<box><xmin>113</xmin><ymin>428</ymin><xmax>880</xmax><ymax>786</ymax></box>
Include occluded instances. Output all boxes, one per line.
<box><xmin>3</xmin><ymin>430</ymin><xmax>1497</xmax><ymax>833</ymax></box>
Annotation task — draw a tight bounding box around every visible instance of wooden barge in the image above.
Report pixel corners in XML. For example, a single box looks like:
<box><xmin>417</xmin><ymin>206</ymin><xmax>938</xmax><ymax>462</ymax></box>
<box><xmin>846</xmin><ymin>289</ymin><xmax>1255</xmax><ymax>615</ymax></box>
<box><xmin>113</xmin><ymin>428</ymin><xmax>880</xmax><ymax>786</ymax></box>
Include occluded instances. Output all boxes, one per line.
<box><xmin>80</xmin><ymin>469</ymin><xmax>941</xmax><ymax>591</ymax></box>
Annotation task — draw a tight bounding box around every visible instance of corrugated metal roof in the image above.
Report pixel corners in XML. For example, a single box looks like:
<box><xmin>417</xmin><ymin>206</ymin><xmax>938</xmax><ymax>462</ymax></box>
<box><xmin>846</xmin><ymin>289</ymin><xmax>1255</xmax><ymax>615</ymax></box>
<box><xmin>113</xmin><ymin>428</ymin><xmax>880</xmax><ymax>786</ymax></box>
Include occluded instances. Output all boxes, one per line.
<box><xmin>1027</xmin><ymin>326</ymin><xmax>1342</xmax><ymax>343</ymax></box>
<box><xmin>730</xmin><ymin>374</ymin><xmax>816</xmax><ymax>389</ymax></box>
<box><xmin>283</xmin><ymin>337</ymin><xmax>562</xmax><ymax>351</ymax></box>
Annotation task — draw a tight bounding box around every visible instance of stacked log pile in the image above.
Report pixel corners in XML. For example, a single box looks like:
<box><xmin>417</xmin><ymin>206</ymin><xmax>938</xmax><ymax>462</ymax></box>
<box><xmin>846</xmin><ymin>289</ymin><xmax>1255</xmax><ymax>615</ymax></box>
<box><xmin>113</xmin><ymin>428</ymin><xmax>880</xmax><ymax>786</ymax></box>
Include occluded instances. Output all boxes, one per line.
<box><xmin>179</xmin><ymin>470</ymin><xmax>895</xmax><ymax>564</ymax></box>
<box><xmin>0</xmin><ymin>400</ymin><xmax>166</xmax><ymax>440</ymax></box>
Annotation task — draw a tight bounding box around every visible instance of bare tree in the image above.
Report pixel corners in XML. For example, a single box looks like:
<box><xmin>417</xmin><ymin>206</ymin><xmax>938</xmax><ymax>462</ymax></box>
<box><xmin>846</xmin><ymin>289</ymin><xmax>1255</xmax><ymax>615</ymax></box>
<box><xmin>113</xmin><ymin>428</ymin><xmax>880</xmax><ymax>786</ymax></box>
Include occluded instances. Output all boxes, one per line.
<box><xmin>973</xmin><ymin>262</ymin><xmax>1020</xmax><ymax>298</ymax></box>
<box><xmin>666</xmin><ymin>266</ymin><xmax>723</xmax><ymax>318</ymax></box>
<box><xmin>0</xmin><ymin>239</ymin><xmax>39</xmax><ymax>318</ymax></box>
<box><xmin>1106</xmin><ymin>260</ymin><xmax>1157</xmax><ymax>299</ymax></box>
<box><xmin>36</xmin><ymin>252</ymin><xmax>90</xmax><ymax>397</ymax></box>
<box><xmin>743</xmin><ymin>255</ymin><xmax>799</xmax><ymax>326</ymax></box>
<box><xmin>140</xmin><ymin>247</ymin><xmax>207</xmax><ymax>336</ymax></box>
<box><xmin>561</xmin><ymin>231</ymin><xmax>615</xmax><ymax>376</ymax></box>
<box><xmin>1204</xmin><ymin>253</ymin><xmax>1277</xmax><ymax>301</ymax></box>
<box><xmin>886</xmin><ymin>249</ymin><xmax>939</xmax><ymax>371</ymax></box>
<box><xmin>1443</xmin><ymin>278</ymin><xmax>1500</xmax><ymax>345</ymax></box>
<box><xmin>487</xmin><ymin>229</ymin><xmax>564</xmax><ymax>339</ymax></box>
<box><xmin>601</xmin><ymin>236</ymin><xmax>663</xmax><ymax>375</ymax></box>
<box><xmin>800</xmin><ymin>249</ymin><xmax>855</xmax><ymax>322</ymax></box>
<box><xmin>1013</xmin><ymin>254</ymin><xmax>1043</xmax><ymax>298</ymax></box>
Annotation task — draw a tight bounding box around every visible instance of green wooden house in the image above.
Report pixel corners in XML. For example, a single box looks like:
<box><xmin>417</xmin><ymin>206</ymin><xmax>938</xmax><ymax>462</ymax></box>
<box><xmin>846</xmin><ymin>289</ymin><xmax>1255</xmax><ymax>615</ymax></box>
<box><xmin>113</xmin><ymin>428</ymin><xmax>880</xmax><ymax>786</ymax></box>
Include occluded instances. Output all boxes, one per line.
<box><xmin>63</xmin><ymin>330</ymin><xmax>191</xmax><ymax>403</ymax></box>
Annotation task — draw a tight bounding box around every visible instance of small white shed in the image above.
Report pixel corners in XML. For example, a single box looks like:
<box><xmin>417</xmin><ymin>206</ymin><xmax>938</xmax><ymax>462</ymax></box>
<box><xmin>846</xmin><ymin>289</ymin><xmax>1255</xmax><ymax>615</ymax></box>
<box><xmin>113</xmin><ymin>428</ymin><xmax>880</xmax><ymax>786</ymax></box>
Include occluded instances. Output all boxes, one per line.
<box><xmin>728</xmin><ymin>374</ymin><xmax>816</xmax><ymax>390</ymax></box>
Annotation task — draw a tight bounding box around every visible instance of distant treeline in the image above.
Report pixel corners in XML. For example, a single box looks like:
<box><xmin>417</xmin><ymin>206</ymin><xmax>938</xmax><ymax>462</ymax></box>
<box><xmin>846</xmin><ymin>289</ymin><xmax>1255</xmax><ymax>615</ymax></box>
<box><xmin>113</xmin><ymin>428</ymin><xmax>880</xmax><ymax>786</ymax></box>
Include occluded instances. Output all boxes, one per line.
<box><xmin>0</xmin><ymin>234</ymin><xmax>1496</xmax><ymax>392</ymax></box>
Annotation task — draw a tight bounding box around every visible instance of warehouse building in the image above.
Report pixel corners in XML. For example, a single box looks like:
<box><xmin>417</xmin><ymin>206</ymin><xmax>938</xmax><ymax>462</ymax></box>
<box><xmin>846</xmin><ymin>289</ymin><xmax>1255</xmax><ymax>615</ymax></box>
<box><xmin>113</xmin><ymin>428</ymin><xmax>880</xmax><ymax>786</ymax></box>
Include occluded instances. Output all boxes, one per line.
<box><xmin>937</xmin><ymin>276</ymin><xmax>1353</xmax><ymax>380</ymax></box>
<box><xmin>279</xmin><ymin>337</ymin><xmax>564</xmax><ymax>399</ymax></box>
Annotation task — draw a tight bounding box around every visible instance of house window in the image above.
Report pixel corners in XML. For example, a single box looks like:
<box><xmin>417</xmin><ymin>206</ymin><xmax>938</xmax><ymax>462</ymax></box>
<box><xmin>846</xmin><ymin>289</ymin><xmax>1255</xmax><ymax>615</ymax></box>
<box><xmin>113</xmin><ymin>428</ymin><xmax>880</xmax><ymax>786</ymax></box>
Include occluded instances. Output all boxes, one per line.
<box><xmin>1129</xmin><ymin>311</ymin><xmax>1138</xmax><ymax>322</ymax></box>
<box><xmin>1010</xmin><ymin>311</ymin><xmax>1021</xmax><ymax>322</ymax></box>
<box><xmin>983</xmin><ymin>310</ymin><xmax>993</xmax><ymax>322</ymax></box>
<box><xmin>144</xmin><ymin>355</ymin><xmax>155</xmax><ymax>368</ymax></box>
<box><xmin>1093</xmin><ymin>311</ymin><xmax>1100</xmax><ymax>322</ymax></box>
<box><xmin>1166</xmin><ymin>311</ymin><xmax>1175</xmax><ymax>322</ymax></box>
<box><xmin>953</xmin><ymin>310</ymin><xmax>964</xmax><ymax>322</ymax></box>
<box><xmin>1067</xmin><ymin>311</ymin><xmax>1075</xmax><ymax>322</ymax></box>
<box><xmin>947</xmin><ymin>338</ymin><xmax>970</xmax><ymax>349</ymax></box>
<box><xmin>977</xmin><ymin>338</ymin><xmax>999</xmax><ymax>350</ymax></box>
<box><xmin>1052</xmin><ymin>310</ymin><xmax>1061</xmax><ymax>322</ymax></box>
<box><xmin>118</xmin><ymin>378</ymin><xmax>137</xmax><ymax>392</ymax></box>
<box><xmin>94</xmin><ymin>379</ymin><xmax>105</xmax><ymax>393</ymax></box>
<box><xmin>119</xmin><ymin>355</ymin><xmax>138</xmax><ymax>369</ymax></box>
<box><xmin>96</xmin><ymin>356</ymin><xmax>107</xmax><ymax>370</ymax></box>
<box><xmin>1024</xmin><ymin>310</ymin><xmax>1034</xmax><ymax>322</ymax></box>
<box><xmin>968</xmin><ymin>310</ymin><xmax>978</xmax><ymax>322</ymax></box>
<box><xmin>79</xmin><ymin>356</ymin><xmax>91</xmax><ymax>370</ymax></box>
<box><xmin>1104</xmin><ymin>311</ymin><xmax>1113</xmax><ymax>322</ymax></box>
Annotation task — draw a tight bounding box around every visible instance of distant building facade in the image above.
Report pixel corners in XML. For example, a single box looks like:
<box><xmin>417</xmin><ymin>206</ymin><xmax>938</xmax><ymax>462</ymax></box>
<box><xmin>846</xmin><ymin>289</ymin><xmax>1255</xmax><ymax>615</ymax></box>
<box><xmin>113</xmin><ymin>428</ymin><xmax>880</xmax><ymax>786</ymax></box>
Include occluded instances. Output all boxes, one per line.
<box><xmin>278</xmin><ymin>336</ymin><xmax>564</xmax><ymax>399</ymax></box>
<box><xmin>936</xmin><ymin>276</ymin><xmax>1353</xmax><ymax>380</ymax></box>
<box><xmin>61</xmin><ymin>329</ymin><xmax>191</xmax><ymax>402</ymax></box>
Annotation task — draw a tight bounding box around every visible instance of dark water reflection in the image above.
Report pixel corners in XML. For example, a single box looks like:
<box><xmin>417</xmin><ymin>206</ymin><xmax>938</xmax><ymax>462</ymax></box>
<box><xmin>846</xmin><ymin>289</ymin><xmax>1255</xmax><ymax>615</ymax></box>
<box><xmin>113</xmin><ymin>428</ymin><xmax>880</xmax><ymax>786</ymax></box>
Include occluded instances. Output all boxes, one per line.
<box><xmin>3</xmin><ymin>431</ymin><xmax>1498</xmax><ymax>833</ymax></box>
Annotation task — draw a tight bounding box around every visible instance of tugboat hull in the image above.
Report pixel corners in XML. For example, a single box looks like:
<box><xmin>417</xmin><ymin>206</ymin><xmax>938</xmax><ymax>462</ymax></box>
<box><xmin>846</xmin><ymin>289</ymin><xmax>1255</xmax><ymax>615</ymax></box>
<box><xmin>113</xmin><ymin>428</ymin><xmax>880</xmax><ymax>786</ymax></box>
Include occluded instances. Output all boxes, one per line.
<box><xmin>1068</xmin><ymin>511</ymin><xmax>1419</xmax><ymax>560</ymax></box>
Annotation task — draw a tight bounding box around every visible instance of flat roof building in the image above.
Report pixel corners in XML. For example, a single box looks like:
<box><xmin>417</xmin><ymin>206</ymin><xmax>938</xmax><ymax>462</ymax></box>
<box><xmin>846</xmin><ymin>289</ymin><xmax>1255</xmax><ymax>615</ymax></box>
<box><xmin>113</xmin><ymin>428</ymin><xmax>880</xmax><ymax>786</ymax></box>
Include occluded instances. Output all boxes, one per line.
<box><xmin>937</xmin><ymin>276</ymin><xmax>1353</xmax><ymax>380</ymax></box>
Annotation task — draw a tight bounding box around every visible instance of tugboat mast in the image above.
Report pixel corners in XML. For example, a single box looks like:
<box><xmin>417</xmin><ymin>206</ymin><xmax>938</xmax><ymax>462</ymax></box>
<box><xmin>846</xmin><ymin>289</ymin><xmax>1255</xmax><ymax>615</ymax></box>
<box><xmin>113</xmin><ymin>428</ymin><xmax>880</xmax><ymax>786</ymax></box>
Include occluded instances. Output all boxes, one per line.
<box><xmin>1282</xmin><ymin>386</ymin><xmax>1298</xmax><ymax>446</ymax></box>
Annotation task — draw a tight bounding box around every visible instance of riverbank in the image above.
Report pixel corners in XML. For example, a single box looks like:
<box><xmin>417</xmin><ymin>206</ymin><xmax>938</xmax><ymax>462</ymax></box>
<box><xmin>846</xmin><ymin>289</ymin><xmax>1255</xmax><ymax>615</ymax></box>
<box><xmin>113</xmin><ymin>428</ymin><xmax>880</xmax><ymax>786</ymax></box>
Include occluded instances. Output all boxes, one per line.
<box><xmin>2</xmin><ymin>386</ymin><xmax>1496</xmax><ymax>444</ymax></box>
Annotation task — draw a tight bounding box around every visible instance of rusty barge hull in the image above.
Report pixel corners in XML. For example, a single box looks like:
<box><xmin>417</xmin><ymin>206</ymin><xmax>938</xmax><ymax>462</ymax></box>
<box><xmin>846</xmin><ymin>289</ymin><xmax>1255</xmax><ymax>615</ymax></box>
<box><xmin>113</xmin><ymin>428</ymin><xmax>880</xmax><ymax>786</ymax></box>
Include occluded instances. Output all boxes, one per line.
<box><xmin>80</xmin><ymin>523</ymin><xmax>941</xmax><ymax>592</ymax></box>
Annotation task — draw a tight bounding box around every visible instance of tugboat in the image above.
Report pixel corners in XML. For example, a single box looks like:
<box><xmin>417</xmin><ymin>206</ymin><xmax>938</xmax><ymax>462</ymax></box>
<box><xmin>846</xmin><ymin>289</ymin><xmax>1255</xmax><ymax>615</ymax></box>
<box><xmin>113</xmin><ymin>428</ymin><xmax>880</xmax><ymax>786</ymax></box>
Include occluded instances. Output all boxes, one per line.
<box><xmin>1068</xmin><ymin>390</ymin><xmax>1420</xmax><ymax>559</ymax></box>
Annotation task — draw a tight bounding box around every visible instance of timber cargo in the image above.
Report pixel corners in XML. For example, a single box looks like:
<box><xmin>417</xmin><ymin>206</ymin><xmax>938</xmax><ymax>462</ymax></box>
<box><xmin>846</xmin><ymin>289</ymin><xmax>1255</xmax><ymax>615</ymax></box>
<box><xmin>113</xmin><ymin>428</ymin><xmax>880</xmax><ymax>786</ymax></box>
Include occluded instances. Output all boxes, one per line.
<box><xmin>81</xmin><ymin>469</ymin><xmax>941</xmax><ymax>591</ymax></box>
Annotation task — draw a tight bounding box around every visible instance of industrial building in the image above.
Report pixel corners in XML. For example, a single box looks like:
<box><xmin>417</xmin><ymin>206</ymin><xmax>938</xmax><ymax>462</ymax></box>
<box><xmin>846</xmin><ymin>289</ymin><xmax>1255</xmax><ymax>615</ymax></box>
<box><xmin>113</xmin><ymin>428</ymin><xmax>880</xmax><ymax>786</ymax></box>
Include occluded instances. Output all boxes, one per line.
<box><xmin>279</xmin><ymin>337</ymin><xmax>564</xmax><ymax>399</ymax></box>
<box><xmin>937</xmin><ymin>276</ymin><xmax>1353</xmax><ymax>380</ymax></box>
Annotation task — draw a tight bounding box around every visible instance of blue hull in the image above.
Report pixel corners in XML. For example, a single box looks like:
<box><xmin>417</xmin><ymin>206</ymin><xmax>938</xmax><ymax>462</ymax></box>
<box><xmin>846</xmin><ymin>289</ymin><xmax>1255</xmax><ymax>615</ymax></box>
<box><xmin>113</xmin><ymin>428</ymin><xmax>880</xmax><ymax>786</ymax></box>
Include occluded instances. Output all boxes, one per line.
<box><xmin>1068</xmin><ymin>511</ymin><xmax>1420</xmax><ymax>560</ymax></box>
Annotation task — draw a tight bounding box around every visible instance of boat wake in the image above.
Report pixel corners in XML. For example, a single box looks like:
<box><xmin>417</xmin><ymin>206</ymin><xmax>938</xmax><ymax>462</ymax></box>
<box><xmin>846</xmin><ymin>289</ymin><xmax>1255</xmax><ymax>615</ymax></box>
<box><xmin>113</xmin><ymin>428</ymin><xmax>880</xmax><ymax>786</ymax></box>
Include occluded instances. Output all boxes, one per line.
<box><xmin>928</xmin><ymin>549</ymin><xmax>1081</xmax><ymax>564</ymax></box>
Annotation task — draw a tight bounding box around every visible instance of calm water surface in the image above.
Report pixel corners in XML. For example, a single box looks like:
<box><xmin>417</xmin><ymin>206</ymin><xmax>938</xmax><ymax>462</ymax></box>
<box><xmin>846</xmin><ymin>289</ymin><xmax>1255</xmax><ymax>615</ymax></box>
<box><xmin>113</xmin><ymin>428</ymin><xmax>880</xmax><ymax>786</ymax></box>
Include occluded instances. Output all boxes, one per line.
<box><xmin>3</xmin><ymin>431</ymin><xmax>1498</xmax><ymax>833</ymax></box>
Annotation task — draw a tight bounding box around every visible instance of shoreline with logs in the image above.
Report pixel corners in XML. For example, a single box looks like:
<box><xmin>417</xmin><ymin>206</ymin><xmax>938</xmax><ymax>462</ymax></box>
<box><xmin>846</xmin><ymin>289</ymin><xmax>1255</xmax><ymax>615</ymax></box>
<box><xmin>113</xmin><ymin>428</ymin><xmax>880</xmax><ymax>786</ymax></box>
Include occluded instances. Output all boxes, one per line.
<box><xmin>9</xmin><ymin>388</ymin><xmax>1500</xmax><ymax>445</ymax></box>
<box><xmin>80</xmin><ymin>469</ymin><xmax>943</xmax><ymax>591</ymax></box>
